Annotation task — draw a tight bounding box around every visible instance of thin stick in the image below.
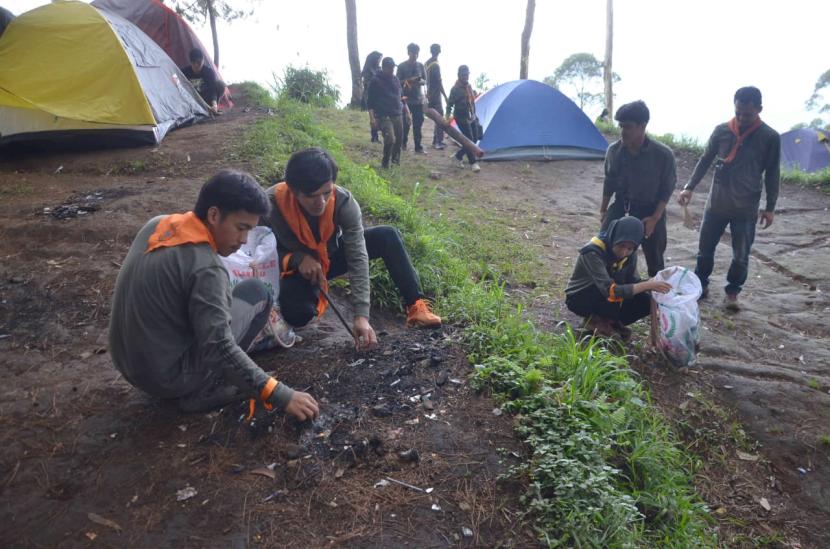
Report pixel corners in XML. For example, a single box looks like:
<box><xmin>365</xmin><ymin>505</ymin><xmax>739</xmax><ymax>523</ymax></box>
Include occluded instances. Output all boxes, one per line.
<box><xmin>384</xmin><ymin>476</ymin><xmax>425</xmax><ymax>493</ymax></box>
<box><xmin>318</xmin><ymin>286</ymin><xmax>355</xmax><ymax>339</ymax></box>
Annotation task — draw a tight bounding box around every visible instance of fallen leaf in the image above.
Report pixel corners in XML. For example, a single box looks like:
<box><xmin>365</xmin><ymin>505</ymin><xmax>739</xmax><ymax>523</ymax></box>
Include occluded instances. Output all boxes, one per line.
<box><xmin>759</xmin><ymin>497</ymin><xmax>771</xmax><ymax>511</ymax></box>
<box><xmin>85</xmin><ymin>532</ymin><xmax>97</xmax><ymax>541</ymax></box>
<box><xmin>714</xmin><ymin>507</ymin><xmax>727</xmax><ymax>516</ymax></box>
<box><xmin>334</xmin><ymin>468</ymin><xmax>345</xmax><ymax>479</ymax></box>
<box><xmin>250</xmin><ymin>467</ymin><xmax>277</xmax><ymax>480</ymax></box>
<box><xmin>737</xmin><ymin>451</ymin><xmax>759</xmax><ymax>462</ymax></box>
<box><xmin>87</xmin><ymin>512</ymin><xmax>122</xmax><ymax>532</ymax></box>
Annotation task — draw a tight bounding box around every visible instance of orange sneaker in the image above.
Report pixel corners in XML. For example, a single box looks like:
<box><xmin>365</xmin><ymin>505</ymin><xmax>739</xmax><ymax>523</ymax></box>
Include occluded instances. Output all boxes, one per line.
<box><xmin>406</xmin><ymin>299</ymin><xmax>442</xmax><ymax>328</ymax></box>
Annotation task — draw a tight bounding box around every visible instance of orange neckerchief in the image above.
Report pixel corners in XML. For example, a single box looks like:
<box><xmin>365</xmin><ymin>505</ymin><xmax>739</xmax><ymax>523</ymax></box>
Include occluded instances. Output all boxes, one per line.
<box><xmin>724</xmin><ymin>117</ymin><xmax>763</xmax><ymax>164</ymax></box>
<box><xmin>455</xmin><ymin>80</ymin><xmax>475</xmax><ymax>106</ymax></box>
<box><xmin>146</xmin><ymin>211</ymin><xmax>217</xmax><ymax>253</ymax></box>
<box><xmin>274</xmin><ymin>182</ymin><xmax>337</xmax><ymax>318</ymax></box>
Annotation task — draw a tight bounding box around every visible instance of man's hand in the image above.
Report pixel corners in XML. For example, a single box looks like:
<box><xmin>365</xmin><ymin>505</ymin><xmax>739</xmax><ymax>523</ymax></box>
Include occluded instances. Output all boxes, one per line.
<box><xmin>352</xmin><ymin>315</ymin><xmax>378</xmax><ymax>351</ymax></box>
<box><xmin>759</xmin><ymin>210</ymin><xmax>774</xmax><ymax>229</ymax></box>
<box><xmin>641</xmin><ymin>215</ymin><xmax>658</xmax><ymax>239</ymax></box>
<box><xmin>284</xmin><ymin>391</ymin><xmax>319</xmax><ymax>421</ymax></box>
<box><xmin>298</xmin><ymin>255</ymin><xmax>325</xmax><ymax>286</ymax></box>
<box><xmin>647</xmin><ymin>278</ymin><xmax>673</xmax><ymax>294</ymax></box>
<box><xmin>677</xmin><ymin>189</ymin><xmax>693</xmax><ymax>206</ymax></box>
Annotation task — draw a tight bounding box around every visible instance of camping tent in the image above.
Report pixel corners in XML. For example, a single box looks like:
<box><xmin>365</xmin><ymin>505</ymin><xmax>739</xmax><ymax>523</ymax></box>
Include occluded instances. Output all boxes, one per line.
<box><xmin>0</xmin><ymin>1</ymin><xmax>208</xmax><ymax>147</ymax></box>
<box><xmin>92</xmin><ymin>0</ymin><xmax>232</xmax><ymax>108</ymax></box>
<box><xmin>780</xmin><ymin>128</ymin><xmax>830</xmax><ymax>173</ymax></box>
<box><xmin>473</xmin><ymin>79</ymin><xmax>608</xmax><ymax>161</ymax></box>
<box><xmin>0</xmin><ymin>6</ymin><xmax>13</xmax><ymax>38</ymax></box>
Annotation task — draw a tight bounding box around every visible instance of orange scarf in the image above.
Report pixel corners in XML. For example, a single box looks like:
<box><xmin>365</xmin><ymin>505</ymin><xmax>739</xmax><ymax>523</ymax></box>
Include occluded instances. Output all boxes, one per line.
<box><xmin>146</xmin><ymin>211</ymin><xmax>217</xmax><ymax>253</ymax></box>
<box><xmin>724</xmin><ymin>117</ymin><xmax>763</xmax><ymax>164</ymax></box>
<box><xmin>274</xmin><ymin>182</ymin><xmax>337</xmax><ymax>318</ymax></box>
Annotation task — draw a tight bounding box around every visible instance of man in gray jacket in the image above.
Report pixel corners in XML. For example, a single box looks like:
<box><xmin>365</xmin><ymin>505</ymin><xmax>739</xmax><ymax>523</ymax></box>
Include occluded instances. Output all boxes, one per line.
<box><xmin>109</xmin><ymin>170</ymin><xmax>319</xmax><ymax>419</ymax></box>
<box><xmin>600</xmin><ymin>100</ymin><xmax>677</xmax><ymax>277</ymax></box>
<box><xmin>264</xmin><ymin>148</ymin><xmax>441</xmax><ymax>351</ymax></box>
<box><xmin>678</xmin><ymin>86</ymin><xmax>780</xmax><ymax>310</ymax></box>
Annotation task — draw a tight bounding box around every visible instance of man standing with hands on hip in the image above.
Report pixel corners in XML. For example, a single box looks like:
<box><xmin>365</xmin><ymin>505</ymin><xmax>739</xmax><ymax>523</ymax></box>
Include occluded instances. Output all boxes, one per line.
<box><xmin>678</xmin><ymin>86</ymin><xmax>780</xmax><ymax>311</ymax></box>
<box><xmin>600</xmin><ymin>100</ymin><xmax>677</xmax><ymax>277</ymax></box>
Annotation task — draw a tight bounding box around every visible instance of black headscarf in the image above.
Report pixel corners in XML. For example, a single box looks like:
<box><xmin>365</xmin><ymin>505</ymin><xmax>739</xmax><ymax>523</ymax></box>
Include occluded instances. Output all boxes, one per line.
<box><xmin>361</xmin><ymin>51</ymin><xmax>383</xmax><ymax>80</ymax></box>
<box><xmin>581</xmin><ymin>216</ymin><xmax>644</xmax><ymax>271</ymax></box>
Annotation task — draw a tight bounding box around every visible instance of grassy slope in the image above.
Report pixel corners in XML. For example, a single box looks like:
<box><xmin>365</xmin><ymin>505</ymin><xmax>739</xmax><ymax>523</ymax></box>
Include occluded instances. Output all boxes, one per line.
<box><xmin>236</xmin><ymin>83</ymin><xmax>714</xmax><ymax>547</ymax></box>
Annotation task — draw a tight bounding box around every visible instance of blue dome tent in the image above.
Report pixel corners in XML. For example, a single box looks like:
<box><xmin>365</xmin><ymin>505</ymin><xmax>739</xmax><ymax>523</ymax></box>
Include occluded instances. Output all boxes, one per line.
<box><xmin>473</xmin><ymin>79</ymin><xmax>608</xmax><ymax>161</ymax></box>
<box><xmin>780</xmin><ymin>128</ymin><xmax>830</xmax><ymax>173</ymax></box>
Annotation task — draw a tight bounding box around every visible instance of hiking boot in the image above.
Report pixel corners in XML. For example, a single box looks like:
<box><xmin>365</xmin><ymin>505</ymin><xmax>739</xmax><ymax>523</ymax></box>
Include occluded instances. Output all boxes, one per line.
<box><xmin>611</xmin><ymin>320</ymin><xmax>632</xmax><ymax>341</ymax></box>
<box><xmin>250</xmin><ymin>308</ymin><xmax>298</xmax><ymax>352</ymax></box>
<box><xmin>406</xmin><ymin>299</ymin><xmax>442</xmax><ymax>328</ymax></box>
<box><xmin>724</xmin><ymin>293</ymin><xmax>740</xmax><ymax>312</ymax></box>
<box><xmin>415</xmin><ymin>147</ymin><xmax>427</xmax><ymax>155</ymax></box>
<box><xmin>273</xmin><ymin>315</ymin><xmax>298</xmax><ymax>348</ymax></box>
<box><xmin>471</xmin><ymin>162</ymin><xmax>481</xmax><ymax>173</ymax></box>
<box><xmin>585</xmin><ymin>316</ymin><xmax>615</xmax><ymax>338</ymax></box>
<box><xmin>455</xmin><ymin>159</ymin><xmax>466</xmax><ymax>169</ymax></box>
<box><xmin>432</xmin><ymin>143</ymin><xmax>445</xmax><ymax>150</ymax></box>
<box><xmin>698</xmin><ymin>286</ymin><xmax>709</xmax><ymax>301</ymax></box>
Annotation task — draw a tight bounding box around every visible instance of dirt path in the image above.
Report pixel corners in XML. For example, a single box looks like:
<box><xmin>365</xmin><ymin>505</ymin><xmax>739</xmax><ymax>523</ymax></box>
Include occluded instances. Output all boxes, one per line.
<box><xmin>392</xmin><ymin>119</ymin><xmax>830</xmax><ymax>546</ymax></box>
<box><xmin>0</xmin><ymin>101</ymin><xmax>532</xmax><ymax>547</ymax></box>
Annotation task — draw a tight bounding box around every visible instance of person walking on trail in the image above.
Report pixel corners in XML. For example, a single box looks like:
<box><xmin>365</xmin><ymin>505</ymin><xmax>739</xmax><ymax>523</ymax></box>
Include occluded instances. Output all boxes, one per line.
<box><xmin>361</xmin><ymin>50</ymin><xmax>383</xmax><ymax>143</ymax></box>
<box><xmin>263</xmin><ymin>148</ymin><xmax>442</xmax><ymax>351</ymax></box>
<box><xmin>396</xmin><ymin>43</ymin><xmax>427</xmax><ymax>154</ymax></box>
<box><xmin>565</xmin><ymin>216</ymin><xmax>672</xmax><ymax>339</ymax></box>
<box><xmin>367</xmin><ymin>57</ymin><xmax>405</xmax><ymax>169</ymax></box>
<box><xmin>599</xmin><ymin>100</ymin><xmax>677</xmax><ymax>277</ymax></box>
<box><xmin>446</xmin><ymin>65</ymin><xmax>481</xmax><ymax>173</ymax></box>
<box><xmin>425</xmin><ymin>43</ymin><xmax>448</xmax><ymax>150</ymax></box>
<box><xmin>109</xmin><ymin>169</ymin><xmax>319</xmax><ymax>421</ymax></box>
<box><xmin>180</xmin><ymin>48</ymin><xmax>223</xmax><ymax>114</ymax></box>
<box><xmin>678</xmin><ymin>86</ymin><xmax>780</xmax><ymax>311</ymax></box>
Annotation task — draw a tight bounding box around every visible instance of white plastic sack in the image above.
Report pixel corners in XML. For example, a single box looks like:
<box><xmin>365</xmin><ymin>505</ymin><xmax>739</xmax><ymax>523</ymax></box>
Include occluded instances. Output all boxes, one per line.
<box><xmin>220</xmin><ymin>226</ymin><xmax>280</xmax><ymax>303</ymax></box>
<box><xmin>651</xmin><ymin>266</ymin><xmax>702</xmax><ymax>367</ymax></box>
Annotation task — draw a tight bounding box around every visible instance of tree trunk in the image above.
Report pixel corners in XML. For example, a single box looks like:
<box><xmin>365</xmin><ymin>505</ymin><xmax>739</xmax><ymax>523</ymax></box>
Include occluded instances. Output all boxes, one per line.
<box><xmin>519</xmin><ymin>0</ymin><xmax>536</xmax><ymax>79</ymax></box>
<box><xmin>207</xmin><ymin>0</ymin><xmax>219</xmax><ymax>67</ymax></box>
<box><xmin>345</xmin><ymin>0</ymin><xmax>362</xmax><ymax>109</ymax></box>
<box><xmin>603</xmin><ymin>0</ymin><xmax>614</xmax><ymax>117</ymax></box>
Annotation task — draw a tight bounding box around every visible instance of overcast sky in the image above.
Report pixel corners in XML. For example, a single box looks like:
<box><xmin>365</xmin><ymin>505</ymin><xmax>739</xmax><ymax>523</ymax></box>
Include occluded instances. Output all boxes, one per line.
<box><xmin>6</xmin><ymin>1</ymin><xmax>830</xmax><ymax>141</ymax></box>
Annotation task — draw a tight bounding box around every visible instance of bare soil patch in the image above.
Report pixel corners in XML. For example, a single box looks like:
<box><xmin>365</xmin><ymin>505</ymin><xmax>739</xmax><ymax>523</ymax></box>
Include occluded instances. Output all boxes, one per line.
<box><xmin>0</xmin><ymin>97</ymin><xmax>532</xmax><ymax>547</ymax></box>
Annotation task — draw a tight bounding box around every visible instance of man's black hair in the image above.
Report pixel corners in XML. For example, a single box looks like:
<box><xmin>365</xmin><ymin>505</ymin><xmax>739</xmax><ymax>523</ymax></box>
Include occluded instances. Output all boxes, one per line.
<box><xmin>407</xmin><ymin>43</ymin><xmax>420</xmax><ymax>54</ymax></box>
<box><xmin>430</xmin><ymin>43</ymin><xmax>441</xmax><ymax>55</ymax></box>
<box><xmin>194</xmin><ymin>169</ymin><xmax>269</xmax><ymax>220</ymax></box>
<box><xmin>614</xmin><ymin>100</ymin><xmax>650</xmax><ymax>124</ymax></box>
<box><xmin>188</xmin><ymin>48</ymin><xmax>204</xmax><ymax>63</ymax></box>
<box><xmin>734</xmin><ymin>86</ymin><xmax>762</xmax><ymax>108</ymax></box>
<box><xmin>284</xmin><ymin>147</ymin><xmax>339</xmax><ymax>195</ymax></box>
<box><xmin>457</xmin><ymin>65</ymin><xmax>470</xmax><ymax>77</ymax></box>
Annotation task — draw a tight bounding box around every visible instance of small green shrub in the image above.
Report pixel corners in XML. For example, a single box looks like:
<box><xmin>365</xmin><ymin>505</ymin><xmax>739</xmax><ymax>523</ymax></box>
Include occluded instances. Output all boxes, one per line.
<box><xmin>271</xmin><ymin>66</ymin><xmax>340</xmax><ymax>107</ymax></box>
<box><xmin>782</xmin><ymin>166</ymin><xmax>830</xmax><ymax>192</ymax></box>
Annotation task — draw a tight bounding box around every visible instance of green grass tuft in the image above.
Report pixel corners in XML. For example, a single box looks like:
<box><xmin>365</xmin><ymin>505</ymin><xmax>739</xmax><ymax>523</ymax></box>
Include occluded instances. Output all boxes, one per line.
<box><xmin>782</xmin><ymin>166</ymin><xmax>830</xmax><ymax>192</ymax></box>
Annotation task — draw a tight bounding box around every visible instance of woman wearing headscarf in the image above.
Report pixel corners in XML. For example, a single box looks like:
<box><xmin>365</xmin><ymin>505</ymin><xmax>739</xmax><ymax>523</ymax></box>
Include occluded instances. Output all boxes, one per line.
<box><xmin>361</xmin><ymin>51</ymin><xmax>383</xmax><ymax>143</ymax></box>
<box><xmin>565</xmin><ymin>216</ymin><xmax>671</xmax><ymax>338</ymax></box>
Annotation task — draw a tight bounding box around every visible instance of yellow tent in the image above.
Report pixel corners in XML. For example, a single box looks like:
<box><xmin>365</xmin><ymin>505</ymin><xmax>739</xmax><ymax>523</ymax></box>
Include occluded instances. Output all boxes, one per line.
<box><xmin>0</xmin><ymin>1</ymin><xmax>207</xmax><ymax>146</ymax></box>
